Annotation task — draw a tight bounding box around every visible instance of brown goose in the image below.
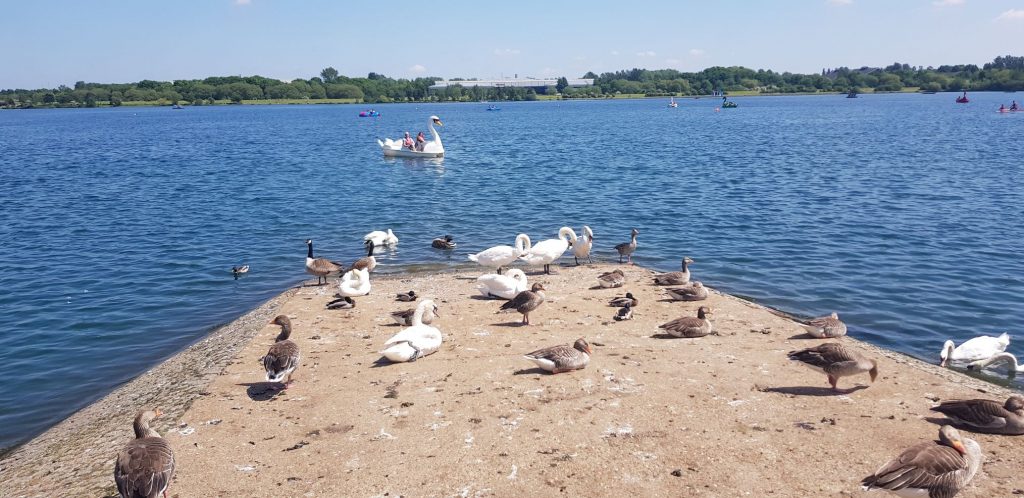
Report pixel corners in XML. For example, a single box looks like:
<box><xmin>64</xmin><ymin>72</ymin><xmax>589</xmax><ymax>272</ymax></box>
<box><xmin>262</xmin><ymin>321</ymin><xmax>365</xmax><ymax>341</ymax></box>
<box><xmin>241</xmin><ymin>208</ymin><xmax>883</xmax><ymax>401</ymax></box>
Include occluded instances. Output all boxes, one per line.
<box><xmin>499</xmin><ymin>283</ymin><xmax>546</xmax><ymax>325</ymax></box>
<box><xmin>930</xmin><ymin>395</ymin><xmax>1024</xmax><ymax>435</ymax></box>
<box><xmin>263</xmin><ymin>315</ymin><xmax>300</xmax><ymax>390</ymax></box>
<box><xmin>653</xmin><ymin>257</ymin><xmax>694</xmax><ymax>285</ymax></box>
<box><xmin>614</xmin><ymin>228</ymin><xmax>639</xmax><ymax>264</ymax></box>
<box><xmin>431</xmin><ymin>234</ymin><xmax>457</xmax><ymax>249</ymax></box>
<box><xmin>524</xmin><ymin>338</ymin><xmax>591</xmax><ymax>374</ymax></box>
<box><xmin>614</xmin><ymin>303</ymin><xmax>633</xmax><ymax>321</ymax></box>
<box><xmin>608</xmin><ymin>292</ymin><xmax>638</xmax><ymax>308</ymax></box>
<box><xmin>305</xmin><ymin>239</ymin><xmax>344</xmax><ymax>285</ymax></box>
<box><xmin>114</xmin><ymin>409</ymin><xmax>176</xmax><ymax>498</ymax></box>
<box><xmin>798</xmin><ymin>311</ymin><xmax>847</xmax><ymax>338</ymax></box>
<box><xmin>787</xmin><ymin>342</ymin><xmax>877</xmax><ymax>392</ymax></box>
<box><xmin>597</xmin><ymin>269</ymin><xmax>626</xmax><ymax>288</ymax></box>
<box><xmin>350</xmin><ymin>239</ymin><xmax>377</xmax><ymax>272</ymax></box>
<box><xmin>665</xmin><ymin>281</ymin><xmax>708</xmax><ymax>301</ymax></box>
<box><xmin>391</xmin><ymin>304</ymin><xmax>438</xmax><ymax>326</ymax></box>
<box><xmin>396</xmin><ymin>290</ymin><xmax>418</xmax><ymax>302</ymax></box>
<box><xmin>861</xmin><ymin>425</ymin><xmax>982</xmax><ymax>497</ymax></box>
<box><xmin>659</xmin><ymin>306</ymin><xmax>714</xmax><ymax>337</ymax></box>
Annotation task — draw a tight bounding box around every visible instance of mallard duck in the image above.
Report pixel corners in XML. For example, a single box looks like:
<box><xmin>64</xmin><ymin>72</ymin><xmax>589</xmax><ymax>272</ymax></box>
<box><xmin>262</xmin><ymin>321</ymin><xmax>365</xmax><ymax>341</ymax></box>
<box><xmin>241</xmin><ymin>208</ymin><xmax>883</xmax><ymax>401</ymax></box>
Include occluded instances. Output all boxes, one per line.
<box><xmin>940</xmin><ymin>332</ymin><xmax>1010</xmax><ymax>367</ymax></box>
<box><xmin>364</xmin><ymin>228</ymin><xmax>398</xmax><ymax>247</ymax></box>
<box><xmin>431</xmin><ymin>235</ymin><xmax>457</xmax><ymax>249</ymax></box>
<box><xmin>232</xmin><ymin>265</ymin><xmax>249</xmax><ymax>275</ymax></box>
<box><xmin>653</xmin><ymin>257</ymin><xmax>693</xmax><ymax>285</ymax></box>
<box><xmin>665</xmin><ymin>281</ymin><xmax>708</xmax><ymax>301</ymax></box>
<box><xmin>614</xmin><ymin>228</ymin><xmax>639</xmax><ymax>264</ymax></box>
<box><xmin>524</xmin><ymin>338</ymin><xmax>591</xmax><ymax>374</ymax></box>
<box><xmin>659</xmin><ymin>306</ymin><xmax>714</xmax><ymax>337</ymax></box>
<box><xmin>381</xmin><ymin>300</ymin><xmax>442</xmax><ymax>362</ymax></box>
<box><xmin>499</xmin><ymin>283</ymin><xmax>546</xmax><ymax>325</ymax></box>
<box><xmin>608</xmin><ymin>292</ymin><xmax>638</xmax><ymax>308</ymax></box>
<box><xmin>350</xmin><ymin>239</ymin><xmax>377</xmax><ymax>272</ymax></box>
<box><xmin>114</xmin><ymin>409</ymin><xmax>175</xmax><ymax>498</ymax></box>
<box><xmin>305</xmin><ymin>239</ymin><xmax>344</xmax><ymax>285</ymax></box>
<box><xmin>396</xmin><ymin>290</ymin><xmax>418</xmax><ymax>302</ymax></box>
<box><xmin>337</xmin><ymin>268</ymin><xmax>371</xmax><ymax>298</ymax></box>
<box><xmin>614</xmin><ymin>303</ymin><xmax>633</xmax><ymax>321</ymax></box>
<box><xmin>476</xmin><ymin>269</ymin><xmax>528</xmax><ymax>300</ymax></box>
<box><xmin>931</xmin><ymin>395</ymin><xmax>1024</xmax><ymax>435</ymax></box>
<box><xmin>573</xmin><ymin>225</ymin><xmax>594</xmax><ymax>265</ymax></box>
<box><xmin>798</xmin><ymin>311</ymin><xmax>847</xmax><ymax>338</ymax></box>
<box><xmin>521</xmin><ymin>227</ymin><xmax>577</xmax><ymax>274</ymax></box>
<box><xmin>597</xmin><ymin>269</ymin><xmax>626</xmax><ymax>288</ymax></box>
<box><xmin>787</xmin><ymin>342</ymin><xmax>878</xmax><ymax>392</ymax></box>
<box><xmin>967</xmin><ymin>352</ymin><xmax>1024</xmax><ymax>373</ymax></box>
<box><xmin>468</xmin><ymin>234</ymin><xmax>531</xmax><ymax>274</ymax></box>
<box><xmin>391</xmin><ymin>303</ymin><xmax>438</xmax><ymax>326</ymax></box>
<box><xmin>861</xmin><ymin>425</ymin><xmax>981</xmax><ymax>497</ymax></box>
<box><xmin>326</xmin><ymin>296</ymin><xmax>355</xmax><ymax>309</ymax></box>
<box><xmin>263</xmin><ymin>315</ymin><xmax>300</xmax><ymax>389</ymax></box>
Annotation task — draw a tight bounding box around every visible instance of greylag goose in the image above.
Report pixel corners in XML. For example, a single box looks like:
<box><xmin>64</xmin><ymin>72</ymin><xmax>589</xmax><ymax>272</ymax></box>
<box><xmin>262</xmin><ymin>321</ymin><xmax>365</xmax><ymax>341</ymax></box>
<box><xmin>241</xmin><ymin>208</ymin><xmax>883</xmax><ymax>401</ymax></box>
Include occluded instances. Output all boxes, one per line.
<box><xmin>659</xmin><ymin>306</ymin><xmax>714</xmax><ymax>338</ymax></box>
<box><xmin>797</xmin><ymin>311</ymin><xmax>847</xmax><ymax>338</ymax></box>
<box><xmin>326</xmin><ymin>296</ymin><xmax>355</xmax><ymax>309</ymax></box>
<box><xmin>364</xmin><ymin>228</ymin><xmax>398</xmax><ymax>247</ymax></box>
<box><xmin>666</xmin><ymin>281</ymin><xmax>708</xmax><ymax>301</ymax></box>
<box><xmin>391</xmin><ymin>303</ymin><xmax>438</xmax><ymax>326</ymax></box>
<box><xmin>499</xmin><ymin>283</ymin><xmax>546</xmax><ymax>325</ymax></box>
<box><xmin>597</xmin><ymin>269</ymin><xmax>626</xmax><ymax>288</ymax></box>
<box><xmin>930</xmin><ymin>395</ymin><xmax>1024</xmax><ymax>435</ymax></box>
<box><xmin>350</xmin><ymin>239</ymin><xmax>377</xmax><ymax>272</ymax></box>
<box><xmin>263</xmin><ymin>315</ymin><xmax>300</xmax><ymax>389</ymax></box>
<box><xmin>614</xmin><ymin>228</ymin><xmax>639</xmax><ymax>264</ymax></box>
<box><xmin>396</xmin><ymin>290</ymin><xmax>418</xmax><ymax>302</ymax></box>
<box><xmin>861</xmin><ymin>425</ymin><xmax>981</xmax><ymax>497</ymax></box>
<box><xmin>524</xmin><ymin>338</ymin><xmax>591</xmax><ymax>374</ymax></box>
<box><xmin>653</xmin><ymin>257</ymin><xmax>694</xmax><ymax>285</ymax></box>
<box><xmin>787</xmin><ymin>342</ymin><xmax>877</xmax><ymax>392</ymax></box>
<box><xmin>614</xmin><ymin>303</ymin><xmax>633</xmax><ymax>321</ymax></box>
<box><xmin>114</xmin><ymin>409</ymin><xmax>175</xmax><ymax>498</ymax></box>
<box><xmin>305</xmin><ymin>239</ymin><xmax>344</xmax><ymax>285</ymax></box>
<box><xmin>431</xmin><ymin>235</ymin><xmax>457</xmax><ymax>249</ymax></box>
<box><xmin>608</xmin><ymin>292</ymin><xmax>638</xmax><ymax>308</ymax></box>
<box><xmin>573</xmin><ymin>225</ymin><xmax>594</xmax><ymax>265</ymax></box>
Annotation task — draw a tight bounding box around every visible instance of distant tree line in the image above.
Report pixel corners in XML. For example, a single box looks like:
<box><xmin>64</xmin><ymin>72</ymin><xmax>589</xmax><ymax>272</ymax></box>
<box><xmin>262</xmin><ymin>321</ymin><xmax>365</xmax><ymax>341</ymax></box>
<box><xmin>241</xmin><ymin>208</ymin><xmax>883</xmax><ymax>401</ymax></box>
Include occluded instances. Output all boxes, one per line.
<box><xmin>3</xmin><ymin>56</ymin><xmax>1023</xmax><ymax>109</ymax></box>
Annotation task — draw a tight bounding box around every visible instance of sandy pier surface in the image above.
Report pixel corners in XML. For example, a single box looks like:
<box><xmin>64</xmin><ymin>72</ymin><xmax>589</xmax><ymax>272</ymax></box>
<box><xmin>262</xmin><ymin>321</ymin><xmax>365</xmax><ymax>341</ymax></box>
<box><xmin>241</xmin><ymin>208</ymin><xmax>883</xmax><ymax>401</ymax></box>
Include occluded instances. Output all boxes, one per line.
<box><xmin>2</xmin><ymin>263</ymin><xmax>1021</xmax><ymax>497</ymax></box>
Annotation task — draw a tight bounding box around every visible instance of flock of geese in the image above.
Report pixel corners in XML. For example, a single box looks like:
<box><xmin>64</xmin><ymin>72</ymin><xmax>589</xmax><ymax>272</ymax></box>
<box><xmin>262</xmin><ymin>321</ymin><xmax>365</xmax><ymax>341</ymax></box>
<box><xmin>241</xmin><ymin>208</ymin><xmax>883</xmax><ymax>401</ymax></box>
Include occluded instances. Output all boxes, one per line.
<box><xmin>110</xmin><ymin>226</ymin><xmax>1021</xmax><ymax>497</ymax></box>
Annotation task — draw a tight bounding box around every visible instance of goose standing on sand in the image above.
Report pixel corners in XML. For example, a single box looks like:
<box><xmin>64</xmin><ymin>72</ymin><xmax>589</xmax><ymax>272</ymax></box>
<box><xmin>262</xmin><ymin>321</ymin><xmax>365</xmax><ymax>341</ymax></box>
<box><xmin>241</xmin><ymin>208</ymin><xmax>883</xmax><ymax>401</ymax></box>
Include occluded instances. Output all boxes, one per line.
<box><xmin>930</xmin><ymin>395</ymin><xmax>1024</xmax><ymax>435</ymax></box>
<box><xmin>573</xmin><ymin>225</ymin><xmax>594</xmax><ymax>265</ymax></box>
<box><xmin>431</xmin><ymin>235</ymin><xmax>457</xmax><ymax>249</ymax></box>
<box><xmin>338</xmin><ymin>268</ymin><xmax>371</xmax><ymax>299</ymax></box>
<box><xmin>608</xmin><ymin>292</ymin><xmax>638</xmax><ymax>308</ymax></box>
<box><xmin>476</xmin><ymin>268</ymin><xmax>528</xmax><ymax>300</ymax></box>
<box><xmin>787</xmin><ymin>342</ymin><xmax>878</xmax><ymax>392</ymax></box>
<box><xmin>305</xmin><ymin>239</ymin><xmax>344</xmax><ymax>285</ymax></box>
<box><xmin>939</xmin><ymin>332</ymin><xmax>1010</xmax><ymax>367</ymax></box>
<box><xmin>653</xmin><ymin>257</ymin><xmax>694</xmax><ymax>285</ymax></box>
<box><xmin>797</xmin><ymin>311</ymin><xmax>847</xmax><ymax>339</ymax></box>
<box><xmin>614</xmin><ymin>303</ymin><xmax>633</xmax><ymax>321</ymax></box>
<box><xmin>597</xmin><ymin>269</ymin><xmax>626</xmax><ymax>288</ymax></box>
<box><xmin>381</xmin><ymin>299</ymin><xmax>442</xmax><ymax>362</ymax></box>
<box><xmin>659</xmin><ymin>306</ymin><xmax>714</xmax><ymax>338</ymax></box>
<box><xmin>499</xmin><ymin>283</ymin><xmax>546</xmax><ymax>325</ymax></box>
<box><xmin>966</xmin><ymin>352</ymin><xmax>1024</xmax><ymax>374</ymax></box>
<box><xmin>614</xmin><ymin>228</ymin><xmax>639</xmax><ymax>264</ymax></box>
<box><xmin>666</xmin><ymin>281</ymin><xmax>708</xmax><ymax>301</ymax></box>
<box><xmin>364</xmin><ymin>228</ymin><xmax>399</xmax><ymax>247</ymax></box>
<box><xmin>114</xmin><ymin>409</ymin><xmax>175</xmax><ymax>498</ymax></box>
<box><xmin>468</xmin><ymin>234</ymin><xmax>531</xmax><ymax>274</ymax></box>
<box><xmin>861</xmin><ymin>425</ymin><xmax>981</xmax><ymax>497</ymax></box>
<box><xmin>521</xmin><ymin>227</ymin><xmax>577</xmax><ymax>274</ymax></box>
<box><xmin>396</xmin><ymin>290</ymin><xmax>418</xmax><ymax>302</ymax></box>
<box><xmin>524</xmin><ymin>338</ymin><xmax>591</xmax><ymax>374</ymax></box>
<box><xmin>391</xmin><ymin>303</ymin><xmax>438</xmax><ymax>326</ymax></box>
<box><xmin>263</xmin><ymin>315</ymin><xmax>300</xmax><ymax>389</ymax></box>
<box><xmin>350</xmin><ymin>239</ymin><xmax>377</xmax><ymax>272</ymax></box>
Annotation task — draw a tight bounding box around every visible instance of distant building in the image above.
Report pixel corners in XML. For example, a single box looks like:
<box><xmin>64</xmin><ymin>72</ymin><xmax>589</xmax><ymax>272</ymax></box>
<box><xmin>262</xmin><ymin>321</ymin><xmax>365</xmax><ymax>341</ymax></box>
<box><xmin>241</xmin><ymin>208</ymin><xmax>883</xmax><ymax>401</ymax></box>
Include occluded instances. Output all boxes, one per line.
<box><xmin>429</xmin><ymin>78</ymin><xmax>594</xmax><ymax>90</ymax></box>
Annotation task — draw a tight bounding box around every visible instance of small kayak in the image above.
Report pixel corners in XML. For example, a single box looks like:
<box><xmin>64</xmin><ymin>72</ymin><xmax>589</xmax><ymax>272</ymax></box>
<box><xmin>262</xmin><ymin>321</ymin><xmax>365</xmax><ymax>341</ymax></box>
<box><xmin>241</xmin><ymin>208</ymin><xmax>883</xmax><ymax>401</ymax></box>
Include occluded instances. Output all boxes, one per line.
<box><xmin>359</xmin><ymin>111</ymin><xmax>380</xmax><ymax>117</ymax></box>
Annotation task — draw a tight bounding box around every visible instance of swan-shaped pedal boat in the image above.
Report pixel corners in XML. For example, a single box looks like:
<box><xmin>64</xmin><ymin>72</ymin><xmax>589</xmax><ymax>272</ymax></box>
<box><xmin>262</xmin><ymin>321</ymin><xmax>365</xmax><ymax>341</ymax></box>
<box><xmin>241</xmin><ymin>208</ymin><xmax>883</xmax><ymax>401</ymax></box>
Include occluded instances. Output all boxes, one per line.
<box><xmin>378</xmin><ymin>116</ymin><xmax>444</xmax><ymax>158</ymax></box>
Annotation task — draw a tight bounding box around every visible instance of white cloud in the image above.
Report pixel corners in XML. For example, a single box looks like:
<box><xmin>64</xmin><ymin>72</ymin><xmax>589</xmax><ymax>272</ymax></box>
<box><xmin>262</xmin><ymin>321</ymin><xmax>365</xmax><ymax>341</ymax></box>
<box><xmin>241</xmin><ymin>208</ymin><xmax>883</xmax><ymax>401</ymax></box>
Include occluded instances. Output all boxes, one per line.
<box><xmin>827</xmin><ymin>0</ymin><xmax>852</xmax><ymax>5</ymax></box>
<box><xmin>933</xmin><ymin>0</ymin><xmax>964</xmax><ymax>5</ymax></box>
<box><xmin>234</xmin><ymin>0</ymin><xmax>251</xmax><ymax>5</ymax></box>
<box><xmin>636</xmin><ymin>50</ymin><xmax>657</xmax><ymax>57</ymax></box>
<box><xmin>995</xmin><ymin>8</ymin><xmax>1024</xmax><ymax>21</ymax></box>
<box><xmin>494</xmin><ymin>48</ymin><xmax>521</xmax><ymax>56</ymax></box>
<box><xmin>408</xmin><ymin>64</ymin><xmax>427</xmax><ymax>74</ymax></box>
<box><xmin>689</xmin><ymin>48</ymin><xmax>706</xmax><ymax>57</ymax></box>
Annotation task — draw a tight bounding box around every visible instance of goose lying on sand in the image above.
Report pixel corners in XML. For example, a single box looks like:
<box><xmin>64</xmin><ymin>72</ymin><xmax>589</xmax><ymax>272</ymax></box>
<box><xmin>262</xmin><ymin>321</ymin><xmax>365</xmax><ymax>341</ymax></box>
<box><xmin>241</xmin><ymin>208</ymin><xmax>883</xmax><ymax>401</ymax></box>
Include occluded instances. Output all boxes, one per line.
<box><xmin>861</xmin><ymin>425</ymin><xmax>981</xmax><ymax>497</ymax></box>
<box><xmin>524</xmin><ymin>338</ymin><xmax>591</xmax><ymax>374</ymax></box>
<box><xmin>930</xmin><ymin>395</ymin><xmax>1024</xmax><ymax>435</ymax></box>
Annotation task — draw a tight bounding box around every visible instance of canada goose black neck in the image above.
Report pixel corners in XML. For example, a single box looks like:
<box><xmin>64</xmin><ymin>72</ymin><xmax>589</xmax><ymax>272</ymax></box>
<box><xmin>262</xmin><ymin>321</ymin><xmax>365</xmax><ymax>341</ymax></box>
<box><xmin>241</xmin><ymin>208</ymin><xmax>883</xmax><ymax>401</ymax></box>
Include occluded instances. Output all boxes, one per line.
<box><xmin>306</xmin><ymin>240</ymin><xmax>314</xmax><ymax>259</ymax></box>
<box><xmin>366</xmin><ymin>240</ymin><xmax>375</xmax><ymax>257</ymax></box>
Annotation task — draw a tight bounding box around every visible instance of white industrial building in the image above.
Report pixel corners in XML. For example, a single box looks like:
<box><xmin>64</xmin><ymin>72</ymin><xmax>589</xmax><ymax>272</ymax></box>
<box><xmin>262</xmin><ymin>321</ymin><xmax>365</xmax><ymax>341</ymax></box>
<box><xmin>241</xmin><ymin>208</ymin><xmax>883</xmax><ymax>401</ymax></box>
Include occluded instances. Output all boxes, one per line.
<box><xmin>429</xmin><ymin>77</ymin><xmax>594</xmax><ymax>89</ymax></box>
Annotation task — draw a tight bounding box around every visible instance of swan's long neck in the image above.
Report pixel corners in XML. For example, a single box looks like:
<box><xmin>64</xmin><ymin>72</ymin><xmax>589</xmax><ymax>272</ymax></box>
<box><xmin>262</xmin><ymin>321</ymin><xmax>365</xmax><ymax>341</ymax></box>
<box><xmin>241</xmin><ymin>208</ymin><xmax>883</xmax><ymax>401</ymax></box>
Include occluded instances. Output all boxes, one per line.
<box><xmin>516</xmin><ymin>234</ymin><xmax>532</xmax><ymax>255</ymax></box>
<box><xmin>560</xmin><ymin>227</ymin><xmax>578</xmax><ymax>243</ymax></box>
<box><xmin>941</xmin><ymin>341</ymin><xmax>955</xmax><ymax>360</ymax></box>
<box><xmin>428</xmin><ymin>120</ymin><xmax>441</xmax><ymax>146</ymax></box>
<box><xmin>983</xmin><ymin>352</ymin><xmax>1022</xmax><ymax>371</ymax></box>
<box><xmin>412</xmin><ymin>300</ymin><xmax>433</xmax><ymax>326</ymax></box>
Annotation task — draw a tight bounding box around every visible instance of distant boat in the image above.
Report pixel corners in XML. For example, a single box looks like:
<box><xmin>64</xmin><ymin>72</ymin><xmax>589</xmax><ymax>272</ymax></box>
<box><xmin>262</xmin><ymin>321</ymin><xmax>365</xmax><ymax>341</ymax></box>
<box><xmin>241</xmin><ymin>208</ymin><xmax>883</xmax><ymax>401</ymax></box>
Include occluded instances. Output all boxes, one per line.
<box><xmin>721</xmin><ymin>100</ymin><xmax>738</xmax><ymax>108</ymax></box>
<box><xmin>846</xmin><ymin>91</ymin><xmax>858</xmax><ymax>99</ymax></box>
<box><xmin>486</xmin><ymin>105</ymin><xmax>501</xmax><ymax>111</ymax></box>
<box><xmin>171</xmin><ymin>104</ymin><xmax>184</xmax><ymax>109</ymax></box>
<box><xmin>956</xmin><ymin>92</ymin><xmax>969</xmax><ymax>104</ymax></box>
<box><xmin>668</xmin><ymin>97</ymin><xmax>678</xmax><ymax>108</ymax></box>
<box><xmin>359</xmin><ymin>110</ymin><xmax>380</xmax><ymax>117</ymax></box>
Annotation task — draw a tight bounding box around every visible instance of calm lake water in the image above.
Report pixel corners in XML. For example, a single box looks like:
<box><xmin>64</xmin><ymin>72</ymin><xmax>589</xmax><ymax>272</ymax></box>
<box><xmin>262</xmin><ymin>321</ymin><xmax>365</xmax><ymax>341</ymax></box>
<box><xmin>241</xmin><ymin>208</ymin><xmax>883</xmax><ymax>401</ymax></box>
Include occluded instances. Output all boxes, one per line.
<box><xmin>1</xmin><ymin>93</ymin><xmax>1022</xmax><ymax>450</ymax></box>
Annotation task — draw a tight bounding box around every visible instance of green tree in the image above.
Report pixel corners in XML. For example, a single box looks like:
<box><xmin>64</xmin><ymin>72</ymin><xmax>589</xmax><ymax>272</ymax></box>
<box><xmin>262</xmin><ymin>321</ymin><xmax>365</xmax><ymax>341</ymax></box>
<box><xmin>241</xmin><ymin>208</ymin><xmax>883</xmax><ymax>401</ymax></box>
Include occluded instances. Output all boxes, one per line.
<box><xmin>320</xmin><ymin>67</ymin><xmax>339</xmax><ymax>83</ymax></box>
<box><xmin>556</xmin><ymin>76</ymin><xmax>569</xmax><ymax>93</ymax></box>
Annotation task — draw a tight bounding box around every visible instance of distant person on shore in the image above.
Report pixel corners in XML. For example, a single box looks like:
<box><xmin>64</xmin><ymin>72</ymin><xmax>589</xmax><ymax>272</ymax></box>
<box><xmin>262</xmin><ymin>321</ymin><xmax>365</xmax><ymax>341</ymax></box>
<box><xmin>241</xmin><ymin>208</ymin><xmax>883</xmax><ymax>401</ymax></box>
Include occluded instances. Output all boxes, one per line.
<box><xmin>415</xmin><ymin>131</ymin><xmax>426</xmax><ymax>151</ymax></box>
<box><xmin>402</xmin><ymin>132</ymin><xmax>414</xmax><ymax>150</ymax></box>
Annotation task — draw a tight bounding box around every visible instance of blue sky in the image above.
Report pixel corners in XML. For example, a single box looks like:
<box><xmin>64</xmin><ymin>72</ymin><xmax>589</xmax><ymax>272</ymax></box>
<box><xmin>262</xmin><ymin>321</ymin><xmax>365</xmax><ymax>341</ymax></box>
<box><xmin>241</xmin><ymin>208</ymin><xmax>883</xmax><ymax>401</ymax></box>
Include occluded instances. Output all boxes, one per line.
<box><xmin>3</xmin><ymin>0</ymin><xmax>1023</xmax><ymax>89</ymax></box>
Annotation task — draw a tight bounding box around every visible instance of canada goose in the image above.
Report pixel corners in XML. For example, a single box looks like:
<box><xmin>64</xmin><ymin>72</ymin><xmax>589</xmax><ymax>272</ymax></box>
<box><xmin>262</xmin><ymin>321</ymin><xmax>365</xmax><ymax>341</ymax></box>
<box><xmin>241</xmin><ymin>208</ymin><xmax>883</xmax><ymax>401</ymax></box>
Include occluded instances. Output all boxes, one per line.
<box><xmin>653</xmin><ymin>257</ymin><xmax>693</xmax><ymax>285</ymax></box>
<box><xmin>597</xmin><ymin>269</ymin><xmax>626</xmax><ymax>288</ymax></box>
<box><xmin>114</xmin><ymin>409</ymin><xmax>175</xmax><ymax>498</ymax></box>
<box><xmin>431</xmin><ymin>235</ymin><xmax>457</xmax><ymax>249</ymax></box>
<box><xmin>665</xmin><ymin>282</ymin><xmax>708</xmax><ymax>301</ymax></box>
<box><xmin>930</xmin><ymin>395</ymin><xmax>1024</xmax><ymax>435</ymax></box>
<box><xmin>305</xmin><ymin>239</ymin><xmax>344</xmax><ymax>285</ymax></box>
<box><xmin>614</xmin><ymin>228</ymin><xmax>639</xmax><ymax>264</ymax></box>
<box><xmin>861</xmin><ymin>425</ymin><xmax>981</xmax><ymax>497</ymax></box>
<box><xmin>659</xmin><ymin>306</ymin><xmax>714</xmax><ymax>338</ymax></box>
<box><xmin>524</xmin><ymin>338</ymin><xmax>591</xmax><ymax>374</ymax></box>
<box><xmin>787</xmin><ymin>342</ymin><xmax>878</xmax><ymax>392</ymax></box>
<box><xmin>499</xmin><ymin>283</ymin><xmax>546</xmax><ymax>325</ymax></box>
<box><xmin>263</xmin><ymin>315</ymin><xmax>300</xmax><ymax>389</ymax></box>
<box><xmin>350</xmin><ymin>239</ymin><xmax>377</xmax><ymax>272</ymax></box>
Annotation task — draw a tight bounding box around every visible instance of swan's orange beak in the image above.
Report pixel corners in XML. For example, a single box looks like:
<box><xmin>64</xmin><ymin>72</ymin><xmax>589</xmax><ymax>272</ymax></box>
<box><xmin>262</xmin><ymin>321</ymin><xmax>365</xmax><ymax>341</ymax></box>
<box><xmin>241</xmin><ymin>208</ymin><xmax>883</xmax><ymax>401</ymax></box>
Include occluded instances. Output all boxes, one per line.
<box><xmin>433</xmin><ymin>119</ymin><xmax>443</xmax><ymax>126</ymax></box>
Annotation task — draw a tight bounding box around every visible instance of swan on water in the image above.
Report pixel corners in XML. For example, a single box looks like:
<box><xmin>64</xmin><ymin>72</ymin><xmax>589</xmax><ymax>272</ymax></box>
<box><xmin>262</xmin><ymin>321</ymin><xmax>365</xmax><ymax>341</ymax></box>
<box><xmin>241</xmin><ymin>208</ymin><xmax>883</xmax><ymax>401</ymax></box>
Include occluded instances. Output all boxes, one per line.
<box><xmin>521</xmin><ymin>227</ymin><xmax>577</xmax><ymax>274</ymax></box>
<box><xmin>364</xmin><ymin>229</ymin><xmax>398</xmax><ymax>247</ymax></box>
<box><xmin>381</xmin><ymin>299</ymin><xmax>442</xmax><ymax>362</ymax></box>
<box><xmin>476</xmin><ymin>269</ymin><xmax>528</xmax><ymax>300</ymax></box>
<box><xmin>967</xmin><ymin>352</ymin><xmax>1024</xmax><ymax>374</ymax></box>
<box><xmin>939</xmin><ymin>332</ymin><xmax>1010</xmax><ymax>367</ymax></box>
<box><xmin>468</xmin><ymin>234</ymin><xmax>531</xmax><ymax>274</ymax></box>
<box><xmin>378</xmin><ymin>116</ymin><xmax>444</xmax><ymax>158</ymax></box>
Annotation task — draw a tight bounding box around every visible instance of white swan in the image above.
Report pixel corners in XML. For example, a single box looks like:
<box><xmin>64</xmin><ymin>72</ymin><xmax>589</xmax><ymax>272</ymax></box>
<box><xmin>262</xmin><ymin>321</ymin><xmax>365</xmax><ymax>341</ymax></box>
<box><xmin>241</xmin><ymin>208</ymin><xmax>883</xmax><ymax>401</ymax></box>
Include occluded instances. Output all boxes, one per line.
<box><xmin>939</xmin><ymin>332</ymin><xmax>1010</xmax><ymax>367</ymax></box>
<box><xmin>337</xmin><ymin>268</ymin><xmax>371</xmax><ymax>298</ymax></box>
<box><xmin>476</xmin><ymin>269</ymin><xmax>528</xmax><ymax>300</ymax></box>
<box><xmin>573</xmin><ymin>225</ymin><xmax>594</xmax><ymax>265</ymax></box>
<box><xmin>967</xmin><ymin>352</ymin><xmax>1024</xmax><ymax>373</ymax></box>
<box><xmin>364</xmin><ymin>229</ymin><xmax>398</xmax><ymax>247</ymax></box>
<box><xmin>377</xmin><ymin>116</ymin><xmax>444</xmax><ymax>158</ymax></box>
<box><xmin>521</xmin><ymin>227</ymin><xmax>577</xmax><ymax>274</ymax></box>
<box><xmin>381</xmin><ymin>299</ymin><xmax>442</xmax><ymax>362</ymax></box>
<box><xmin>467</xmin><ymin>234</ymin><xmax>531</xmax><ymax>273</ymax></box>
